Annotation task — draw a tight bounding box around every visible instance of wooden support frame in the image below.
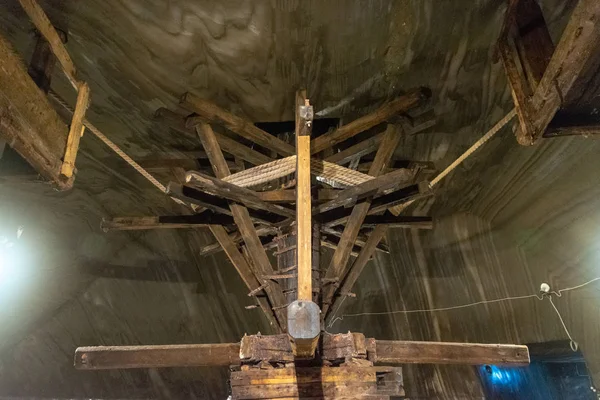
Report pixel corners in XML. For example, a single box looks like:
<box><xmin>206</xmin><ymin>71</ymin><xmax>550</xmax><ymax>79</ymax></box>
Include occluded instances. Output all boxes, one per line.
<box><xmin>59</xmin><ymin>82</ymin><xmax>90</xmax><ymax>178</ymax></box>
<box><xmin>498</xmin><ymin>0</ymin><xmax>600</xmax><ymax>144</ymax></box>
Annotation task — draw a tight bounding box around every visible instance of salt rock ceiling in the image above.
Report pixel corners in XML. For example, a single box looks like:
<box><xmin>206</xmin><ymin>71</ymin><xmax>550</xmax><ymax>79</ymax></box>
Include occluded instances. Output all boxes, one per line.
<box><xmin>1</xmin><ymin>0</ymin><xmax>600</xmax><ymax>399</ymax></box>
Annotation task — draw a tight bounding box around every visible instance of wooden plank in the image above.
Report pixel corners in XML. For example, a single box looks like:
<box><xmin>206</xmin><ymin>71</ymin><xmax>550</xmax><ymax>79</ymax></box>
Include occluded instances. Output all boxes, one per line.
<box><xmin>323</xmin><ymin>132</ymin><xmax>384</xmax><ymax>165</ymax></box>
<box><xmin>185</xmin><ymin>171</ymin><xmax>295</xmax><ymax>218</ymax></box>
<box><xmin>543</xmin><ymin>124</ymin><xmax>600</xmax><ymax>138</ymax></box>
<box><xmin>321</xmin><ymin>125</ymin><xmax>400</xmax><ymax>314</ymax></box>
<box><xmin>0</xmin><ymin>32</ymin><xmax>71</xmax><ymax>189</ymax></box>
<box><xmin>196</xmin><ymin>122</ymin><xmax>288</xmax><ymax>330</ymax></box>
<box><xmin>289</xmin><ymin>90</ymin><xmax>319</xmax><ymax>359</ymax></box>
<box><xmin>372</xmin><ymin>340</ymin><xmax>530</xmax><ymax>366</ymax></box>
<box><xmin>74</xmin><ymin>343</ymin><xmax>240</xmax><ymax>370</ymax></box>
<box><xmin>327</xmin><ymin>226</ymin><xmax>387</xmax><ymax>320</ymax></box>
<box><xmin>101</xmin><ymin>213</ymin><xmax>235</xmax><ymax>231</ymax></box>
<box><xmin>155</xmin><ymin>107</ymin><xmax>273</xmax><ymax>165</ymax></box>
<box><xmin>18</xmin><ymin>0</ymin><xmax>79</xmax><ymax>88</ymax></box>
<box><xmin>167</xmin><ymin>183</ymin><xmax>285</xmax><ymax>225</ymax></box>
<box><xmin>296</xmin><ymin>91</ymin><xmax>313</xmax><ymax>301</ymax></box>
<box><xmin>362</xmin><ymin>214</ymin><xmax>433</xmax><ymax>229</ymax></box>
<box><xmin>210</xmin><ymin>226</ymin><xmax>280</xmax><ymax>331</ymax></box>
<box><xmin>181</xmin><ymin>93</ymin><xmax>295</xmax><ymax>156</ymax></box>
<box><xmin>311</xmin><ymin>87</ymin><xmax>430</xmax><ymax>154</ymax></box>
<box><xmin>256</xmin><ymin>189</ymin><xmax>296</xmax><ymax>202</ymax></box>
<box><xmin>320</xmin><ymin>183</ymin><xmax>432</xmax><ymax>227</ymax></box>
<box><xmin>314</xmin><ymin>168</ymin><xmax>416</xmax><ymax>215</ymax></box>
<box><xmin>219</xmin><ymin>156</ymin><xmax>295</xmax><ymax>188</ymax></box>
<box><xmin>60</xmin><ymin>82</ymin><xmax>90</xmax><ymax>178</ymax></box>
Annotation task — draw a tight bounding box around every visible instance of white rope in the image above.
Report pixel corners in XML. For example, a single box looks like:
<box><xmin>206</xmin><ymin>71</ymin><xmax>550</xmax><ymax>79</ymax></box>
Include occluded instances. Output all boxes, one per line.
<box><xmin>389</xmin><ymin>108</ymin><xmax>517</xmax><ymax>214</ymax></box>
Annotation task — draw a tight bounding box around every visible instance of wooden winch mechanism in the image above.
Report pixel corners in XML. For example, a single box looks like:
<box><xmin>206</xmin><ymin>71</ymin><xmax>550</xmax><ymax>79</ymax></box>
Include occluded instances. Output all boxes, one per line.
<box><xmin>2</xmin><ymin>0</ymin><xmax>600</xmax><ymax>398</ymax></box>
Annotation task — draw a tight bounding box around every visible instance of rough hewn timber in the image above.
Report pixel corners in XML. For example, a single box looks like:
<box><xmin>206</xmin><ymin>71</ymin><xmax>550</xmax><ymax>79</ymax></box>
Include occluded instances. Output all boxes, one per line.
<box><xmin>74</xmin><ymin>343</ymin><xmax>241</xmax><ymax>369</ymax></box>
<box><xmin>0</xmin><ymin>32</ymin><xmax>71</xmax><ymax>189</ymax></box>
<box><xmin>311</xmin><ymin>87</ymin><xmax>431</xmax><ymax>154</ymax></box>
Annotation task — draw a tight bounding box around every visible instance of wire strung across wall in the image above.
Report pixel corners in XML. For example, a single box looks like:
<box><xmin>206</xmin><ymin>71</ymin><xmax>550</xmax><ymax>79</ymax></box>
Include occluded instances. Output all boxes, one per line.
<box><xmin>328</xmin><ymin>276</ymin><xmax>600</xmax><ymax>352</ymax></box>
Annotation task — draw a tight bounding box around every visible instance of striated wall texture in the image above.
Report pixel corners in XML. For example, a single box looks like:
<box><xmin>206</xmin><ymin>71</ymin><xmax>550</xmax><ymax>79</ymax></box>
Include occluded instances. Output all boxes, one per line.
<box><xmin>1</xmin><ymin>0</ymin><xmax>599</xmax><ymax>398</ymax></box>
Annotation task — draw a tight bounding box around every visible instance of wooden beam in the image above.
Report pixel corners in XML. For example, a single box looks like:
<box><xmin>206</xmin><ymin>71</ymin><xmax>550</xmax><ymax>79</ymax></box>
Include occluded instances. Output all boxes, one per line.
<box><xmin>314</xmin><ymin>168</ymin><xmax>416</xmax><ymax>215</ymax></box>
<box><xmin>321</xmin><ymin>226</ymin><xmax>389</xmax><ymax>254</ymax></box>
<box><xmin>185</xmin><ymin>171</ymin><xmax>295</xmax><ymax>218</ymax></box>
<box><xmin>181</xmin><ymin>93</ymin><xmax>295</xmax><ymax>156</ymax></box>
<box><xmin>167</xmin><ymin>183</ymin><xmax>285</xmax><ymax>226</ymax></box>
<box><xmin>321</xmin><ymin>125</ymin><xmax>400</xmax><ymax>314</ymax></box>
<box><xmin>256</xmin><ymin>189</ymin><xmax>296</xmax><ymax>203</ymax></box>
<box><xmin>371</xmin><ymin>340</ymin><xmax>530</xmax><ymax>366</ymax></box>
<box><xmin>498</xmin><ymin>0</ymin><xmax>600</xmax><ymax>144</ymax></box>
<box><xmin>18</xmin><ymin>0</ymin><xmax>79</xmax><ymax>88</ymax></box>
<box><xmin>324</xmin><ymin>132</ymin><xmax>385</xmax><ymax>165</ymax></box>
<box><xmin>74</xmin><ymin>343</ymin><xmax>241</xmax><ymax>370</ymax></box>
<box><xmin>291</xmin><ymin>93</ymin><xmax>317</xmax><ymax>354</ymax></box>
<box><xmin>296</xmin><ymin>91</ymin><xmax>313</xmax><ymax>302</ymax></box>
<box><xmin>217</xmin><ymin>156</ymin><xmax>295</xmax><ymax>188</ymax></box>
<box><xmin>287</xmin><ymin>91</ymin><xmax>319</xmax><ymax>359</ymax></box>
<box><xmin>196</xmin><ymin>122</ymin><xmax>288</xmax><ymax>330</ymax></box>
<box><xmin>0</xmin><ymin>32</ymin><xmax>71</xmax><ymax>189</ymax></box>
<box><xmin>361</xmin><ymin>214</ymin><xmax>433</xmax><ymax>229</ymax></box>
<box><xmin>311</xmin><ymin>87</ymin><xmax>431</xmax><ymax>154</ymax></box>
<box><xmin>100</xmin><ymin>213</ymin><xmax>236</xmax><ymax>232</ymax></box>
<box><xmin>60</xmin><ymin>82</ymin><xmax>90</xmax><ymax>178</ymax></box>
<box><xmin>155</xmin><ymin>107</ymin><xmax>273</xmax><ymax>166</ymax></box>
<box><xmin>210</xmin><ymin>226</ymin><xmax>280</xmax><ymax>331</ymax></box>
<box><xmin>319</xmin><ymin>183</ymin><xmax>432</xmax><ymax>228</ymax></box>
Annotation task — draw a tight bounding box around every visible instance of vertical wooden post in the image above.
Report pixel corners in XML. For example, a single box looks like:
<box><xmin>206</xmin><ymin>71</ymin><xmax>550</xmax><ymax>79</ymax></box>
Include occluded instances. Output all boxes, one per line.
<box><xmin>287</xmin><ymin>90</ymin><xmax>320</xmax><ymax>358</ymax></box>
<box><xmin>296</xmin><ymin>91</ymin><xmax>312</xmax><ymax>301</ymax></box>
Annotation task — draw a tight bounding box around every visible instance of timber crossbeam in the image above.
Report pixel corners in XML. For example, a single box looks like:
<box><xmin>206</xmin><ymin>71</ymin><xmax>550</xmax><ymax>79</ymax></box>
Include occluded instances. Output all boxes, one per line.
<box><xmin>498</xmin><ymin>0</ymin><xmax>600</xmax><ymax>145</ymax></box>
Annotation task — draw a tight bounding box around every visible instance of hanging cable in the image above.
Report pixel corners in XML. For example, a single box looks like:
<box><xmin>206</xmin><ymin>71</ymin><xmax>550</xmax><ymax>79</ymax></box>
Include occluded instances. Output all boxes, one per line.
<box><xmin>327</xmin><ymin>276</ymin><xmax>600</xmax><ymax>352</ymax></box>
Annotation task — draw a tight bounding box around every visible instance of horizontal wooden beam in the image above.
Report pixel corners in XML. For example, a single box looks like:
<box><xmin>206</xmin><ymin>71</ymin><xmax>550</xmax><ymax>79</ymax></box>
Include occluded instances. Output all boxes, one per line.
<box><xmin>311</xmin><ymin>87</ymin><xmax>431</xmax><ymax>154</ymax></box>
<box><xmin>181</xmin><ymin>93</ymin><xmax>295</xmax><ymax>156</ymax></box>
<box><xmin>314</xmin><ymin>168</ymin><xmax>416</xmax><ymax>215</ymax></box>
<box><xmin>101</xmin><ymin>213</ymin><xmax>235</xmax><ymax>232</ymax></box>
<box><xmin>155</xmin><ymin>107</ymin><xmax>273</xmax><ymax>166</ymax></box>
<box><xmin>361</xmin><ymin>214</ymin><xmax>433</xmax><ymax>229</ymax></box>
<box><xmin>323</xmin><ymin>132</ymin><xmax>385</xmax><ymax>165</ymax></box>
<box><xmin>167</xmin><ymin>183</ymin><xmax>285</xmax><ymax>225</ymax></box>
<box><xmin>372</xmin><ymin>340</ymin><xmax>530</xmax><ymax>366</ymax></box>
<box><xmin>74</xmin><ymin>343</ymin><xmax>241</xmax><ymax>370</ymax></box>
<box><xmin>319</xmin><ymin>182</ymin><xmax>432</xmax><ymax>227</ymax></box>
<box><xmin>185</xmin><ymin>171</ymin><xmax>295</xmax><ymax>218</ymax></box>
<box><xmin>0</xmin><ymin>32</ymin><xmax>71</xmax><ymax>189</ymax></box>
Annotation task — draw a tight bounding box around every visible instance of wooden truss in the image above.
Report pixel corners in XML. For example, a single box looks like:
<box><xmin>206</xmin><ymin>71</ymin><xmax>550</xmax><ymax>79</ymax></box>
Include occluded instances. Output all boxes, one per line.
<box><xmin>79</xmin><ymin>86</ymin><xmax>531</xmax><ymax>398</ymax></box>
<box><xmin>0</xmin><ymin>0</ymin><xmax>91</xmax><ymax>189</ymax></box>
<box><xmin>498</xmin><ymin>0</ymin><xmax>600</xmax><ymax>145</ymax></box>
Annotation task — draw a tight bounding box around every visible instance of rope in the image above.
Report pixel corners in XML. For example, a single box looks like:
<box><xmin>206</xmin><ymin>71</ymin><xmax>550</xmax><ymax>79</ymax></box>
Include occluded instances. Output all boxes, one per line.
<box><xmin>48</xmin><ymin>89</ymin><xmax>168</xmax><ymax>194</ymax></box>
<box><xmin>390</xmin><ymin>108</ymin><xmax>517</xmax><ymax>214</ymax></box>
